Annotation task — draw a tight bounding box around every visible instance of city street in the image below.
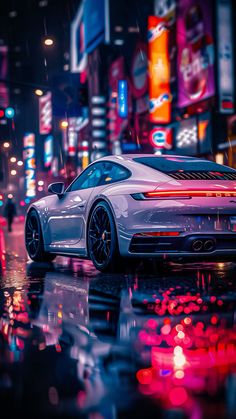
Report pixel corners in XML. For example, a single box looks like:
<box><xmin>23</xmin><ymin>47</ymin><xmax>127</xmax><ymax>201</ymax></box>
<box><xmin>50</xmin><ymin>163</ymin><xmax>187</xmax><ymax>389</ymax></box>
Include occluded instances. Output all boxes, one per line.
<box><xmin>1</xmin><ymin>219</ymin><xmax>236</xmax><ymax>418</ymax></box>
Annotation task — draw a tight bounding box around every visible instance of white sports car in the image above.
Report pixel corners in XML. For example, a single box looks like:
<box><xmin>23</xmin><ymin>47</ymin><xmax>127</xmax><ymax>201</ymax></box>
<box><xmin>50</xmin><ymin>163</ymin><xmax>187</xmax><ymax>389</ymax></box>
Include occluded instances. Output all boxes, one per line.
<box><xmin>25</xmin><ymin>154</ymin><xmax>236</xmax><ymax>272</ymax></box>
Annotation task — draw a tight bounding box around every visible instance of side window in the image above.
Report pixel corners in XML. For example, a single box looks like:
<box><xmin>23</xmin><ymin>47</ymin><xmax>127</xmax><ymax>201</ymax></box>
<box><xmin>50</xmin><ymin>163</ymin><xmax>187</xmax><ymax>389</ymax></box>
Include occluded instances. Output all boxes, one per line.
<box><xmin>67</xmin><ymin>163</ymin><xmax>103</xmax><ymax>192</ymax></box>
<box><xmin>98</xmin><ymin>162</ymin><xmax>130</xmax><ymax>186</ymax></box>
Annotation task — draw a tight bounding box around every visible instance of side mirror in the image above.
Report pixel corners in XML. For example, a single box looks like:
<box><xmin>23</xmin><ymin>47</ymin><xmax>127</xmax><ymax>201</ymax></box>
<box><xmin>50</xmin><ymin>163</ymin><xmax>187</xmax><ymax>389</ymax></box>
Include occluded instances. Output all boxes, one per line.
<box><xmin>48</xmin><ymin>182</ymin><xmax>65</xmax><ymax>197</ymax></box>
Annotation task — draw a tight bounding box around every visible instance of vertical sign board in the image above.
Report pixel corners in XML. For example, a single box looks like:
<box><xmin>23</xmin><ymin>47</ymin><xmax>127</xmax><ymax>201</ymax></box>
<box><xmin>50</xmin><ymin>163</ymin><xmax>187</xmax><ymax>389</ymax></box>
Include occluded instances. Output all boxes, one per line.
<box><xmin>24</xmin><ymin>133</ymin><xmax>36</xmax><ymax>198</ymax></box>
<box><xmin>39</xmin><ymin>92</ymin><xmax>52</xmax><ymax>135</ymax></box>
<box><xmin>148</xmin><ymin>16</ymin><xmax>171</xmax><ymax>123</ymax></box>
<box><xmin>44</xmin><ymin>135</ymin><xmax>53</xmax><ymax>168</ymax></box>
<box><xmin>177</xmin><ymin>0</ymin><xmax>215</xmax><ymax>108</ymax></box>
<box><xmin>118</xmin><ymin>80</ymin><xmax>128</xmax><ymax>118</ymax></box>
<box><xmin>216</xmin><ymin>0</ymin><xmax>234</xmax><ymax>113</ymax></box>
<box><xmin>0</xmin><ymin>46</ymin><xmax>9</xmax><ymax>108</ymax></box>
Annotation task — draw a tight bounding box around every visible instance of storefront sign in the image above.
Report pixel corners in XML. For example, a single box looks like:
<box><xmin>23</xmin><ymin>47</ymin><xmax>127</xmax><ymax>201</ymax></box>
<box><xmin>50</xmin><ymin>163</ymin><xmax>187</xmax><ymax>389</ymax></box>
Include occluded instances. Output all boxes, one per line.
<box><xmin>177</xmin><ymin>0</ymin><xmax>215</xmax><ymax>108</ymax></box>
<box><xmin>148</xmin><ymin>16</ymin><xmax>171</xmax><ymax>123</ymax></box>
<box><xmin>23</xmin><ymin>133</ymin><xmax>36</xmax><ymax>198</ymax></box>
<box><xmin>216</xmin><ymin>0</ymin><xmax>234</xmax><ymax>113</ymax></box>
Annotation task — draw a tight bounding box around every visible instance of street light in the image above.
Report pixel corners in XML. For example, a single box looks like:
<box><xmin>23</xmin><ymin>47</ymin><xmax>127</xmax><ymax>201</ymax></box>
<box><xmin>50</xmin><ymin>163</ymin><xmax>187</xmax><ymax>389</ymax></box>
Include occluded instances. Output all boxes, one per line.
<box><xmin>44</xmin><ymin>38</ymin><xmax>54</xmax><ymax>46</ymax></box>
<box><xmin>3</xmin><ymin>142</ymin><xmax>10</xmax><ymax>148</ymax></box>
<box><xmin>35</xmin><ymin>89</ymin><xmax>44</xmax><ymax>96</ymax></box>
<box><xmin>60</xmin><ymin>120</ymin><xmax>68</xmax><ymax>129</ymax></box>
<box><xmin>10</xmin><ymin>170</ymin><xmax>17</xmax><ymax>176</ymax></box>
<box><xmin>10</xmin><ymin>157</ymin><xmax>17</xmax><ymax>163</ymax></box>
<box><xmin>17</xmin><ymin>160</ymin><xmax>23</xmax><ymax>166</ymax></box>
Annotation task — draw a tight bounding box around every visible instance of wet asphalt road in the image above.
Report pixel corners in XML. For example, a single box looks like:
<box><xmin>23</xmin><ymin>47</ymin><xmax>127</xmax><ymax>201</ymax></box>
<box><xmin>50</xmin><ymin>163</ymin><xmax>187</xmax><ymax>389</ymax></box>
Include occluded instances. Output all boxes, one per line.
<box><xmin>2</xmin><ymin>220</ymin><xmax>236</xmax><ymax>418</ymax></box>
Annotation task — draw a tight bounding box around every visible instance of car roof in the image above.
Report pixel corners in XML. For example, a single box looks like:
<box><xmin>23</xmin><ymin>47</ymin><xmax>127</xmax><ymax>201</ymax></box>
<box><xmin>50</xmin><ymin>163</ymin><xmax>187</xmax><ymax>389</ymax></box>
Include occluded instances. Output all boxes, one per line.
<box><xmin>96</xmin><ymin>154</ymin><xmax>196</xmax><ymax>163</ymax></box>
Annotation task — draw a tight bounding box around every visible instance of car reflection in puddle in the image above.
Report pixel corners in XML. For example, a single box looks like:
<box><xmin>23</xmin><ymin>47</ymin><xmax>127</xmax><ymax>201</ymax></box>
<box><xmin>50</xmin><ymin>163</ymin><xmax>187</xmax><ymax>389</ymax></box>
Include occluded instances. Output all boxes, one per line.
<box><xmin>1</xmin><ymin>259</ymin><xmax>236</xmax><ymax>418</ymax></box>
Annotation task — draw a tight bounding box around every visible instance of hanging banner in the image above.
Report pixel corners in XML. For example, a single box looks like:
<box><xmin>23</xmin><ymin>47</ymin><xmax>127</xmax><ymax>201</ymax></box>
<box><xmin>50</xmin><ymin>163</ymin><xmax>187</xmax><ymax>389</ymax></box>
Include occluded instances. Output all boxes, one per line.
<box><xmin>216</xmin><ymin>0</ymin><xmax>234</xmax><ymax>114</ymax></box>
<box><xmin>148</xmin><ymin>16</ymin><xmax>171</xmax><ymax>123</ymax></box>
<box><xmin>39</xmin><ymin>92</ymin><xmax>52</xmax><ymax>135</ymax></box>
<box><xmin>23</xmin><ymin>133</ymin><xmax>36</xmax><ymax>198</ymax></box>
<box><xmin>177</xmin><ymin>0</ymin><xmax>215</xmax><ymax>108</ymax></box>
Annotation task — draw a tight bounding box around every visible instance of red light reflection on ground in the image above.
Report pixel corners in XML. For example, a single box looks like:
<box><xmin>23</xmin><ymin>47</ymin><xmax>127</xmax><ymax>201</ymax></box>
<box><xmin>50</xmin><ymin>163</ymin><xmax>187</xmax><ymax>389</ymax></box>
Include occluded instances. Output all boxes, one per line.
<box><xmin>134</xmin><ymin>278</ymin><xmax>236</xmax><ymax>415</ymax></box>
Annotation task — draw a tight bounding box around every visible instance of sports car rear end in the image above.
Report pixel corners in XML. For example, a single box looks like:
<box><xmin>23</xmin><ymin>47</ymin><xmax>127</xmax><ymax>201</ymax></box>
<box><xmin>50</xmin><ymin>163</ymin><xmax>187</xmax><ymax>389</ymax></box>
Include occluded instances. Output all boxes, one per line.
<box><xmin>109</xmin><ymin>156</ymin><xmax>236</xmax><ymax>261</ymax></box>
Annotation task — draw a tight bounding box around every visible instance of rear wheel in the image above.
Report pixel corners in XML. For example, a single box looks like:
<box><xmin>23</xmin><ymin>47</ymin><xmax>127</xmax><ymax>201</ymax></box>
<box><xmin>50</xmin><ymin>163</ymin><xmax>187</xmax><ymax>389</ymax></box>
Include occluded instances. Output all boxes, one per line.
<box><xmin>25</xmin><ymin>210</ymin><xmax>56</xmax><ymax>262</ymax></box>
<box><xmin>88</xmin><ymin>202</ymin><xmax>121</xmax><ymax>272</ymax></box>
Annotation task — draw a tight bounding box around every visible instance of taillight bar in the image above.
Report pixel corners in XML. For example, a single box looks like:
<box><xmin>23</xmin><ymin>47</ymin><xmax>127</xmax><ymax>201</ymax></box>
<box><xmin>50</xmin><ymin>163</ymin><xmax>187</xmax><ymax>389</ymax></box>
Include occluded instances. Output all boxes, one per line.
<box><xmin>134</xmin><ymin>231</ymin><xmax>180</xmax><ymax>237</ymax></box>
<box><xmin>131</xmin><ymin>190</ymin><xmax>236</xmax><ymax>200</ymax></box>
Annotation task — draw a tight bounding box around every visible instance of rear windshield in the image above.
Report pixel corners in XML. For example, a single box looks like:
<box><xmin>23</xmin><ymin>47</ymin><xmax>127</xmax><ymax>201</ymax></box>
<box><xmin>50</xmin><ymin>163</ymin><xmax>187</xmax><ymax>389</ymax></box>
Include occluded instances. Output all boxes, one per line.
<box><xmin>133</xmin><ymin>157</ymin><xmax>236</xmax><ymax>173</ymax></box>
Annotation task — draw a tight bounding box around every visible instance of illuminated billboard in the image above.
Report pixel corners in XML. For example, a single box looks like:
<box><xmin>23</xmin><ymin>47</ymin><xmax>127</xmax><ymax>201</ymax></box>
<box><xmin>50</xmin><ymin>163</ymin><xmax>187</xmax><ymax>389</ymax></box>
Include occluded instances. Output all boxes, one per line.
<box><xmin>44</xmin><ymin>135</ymin><xmax>53</xmax><ymax>168</ymax></box>
<box><xmin>148</xmin><ymin>16</ymin><xmax>171</xmax><ymax>123</ymax></box>
<box><xmin>216</xmin><ymin>0</ymin><xmax>234</xmax><ymax>114</ymax></box>
<box><xmin>23</xmin><ymin>133</ymin><xmax>36</xmax><ymax>198</ymax></box>
<box><xmin>177</xmin><ymin>0</ymin><xmax>215</xmax><ymax>108</ymax></box>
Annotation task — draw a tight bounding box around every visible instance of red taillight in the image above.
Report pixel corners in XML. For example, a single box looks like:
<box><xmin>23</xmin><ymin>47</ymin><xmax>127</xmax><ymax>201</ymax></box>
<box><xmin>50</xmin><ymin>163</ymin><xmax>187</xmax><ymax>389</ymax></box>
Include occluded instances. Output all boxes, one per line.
<box><xmin>143</xmin><ymin>190</ymin><xmax>236</xmax><ymax>199</ymax></box>
<box><xmin>134</xmin><ymin>231</ymin><xmax>180</xmax><ymax>237</ymax></box>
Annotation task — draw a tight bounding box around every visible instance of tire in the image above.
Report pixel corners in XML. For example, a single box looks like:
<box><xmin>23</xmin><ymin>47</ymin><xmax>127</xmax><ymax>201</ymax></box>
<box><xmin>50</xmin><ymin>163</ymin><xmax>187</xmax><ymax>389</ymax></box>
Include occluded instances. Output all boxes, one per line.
<box><xmin>87</xmin><ymin>201</ymin><xmax>122</xmax><ymax>272</ymax></box>
<box><xmin>25</xmin><ymin>209</ymin><xmax>56</xmax><ymax>262</ymax></box>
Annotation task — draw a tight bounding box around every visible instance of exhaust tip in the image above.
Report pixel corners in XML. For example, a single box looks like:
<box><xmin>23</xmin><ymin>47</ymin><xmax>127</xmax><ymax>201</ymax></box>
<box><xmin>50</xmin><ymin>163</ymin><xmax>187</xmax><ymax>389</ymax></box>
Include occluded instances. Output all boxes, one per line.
<box><xmin>204</xmin><ymin>240</ymin><xmax>215</xmax><ymax>252</ymax></box>
<box><xmin>192</xmin><ymin>240</ymin><xmax>203</xmax><ymax>252</ymax></box>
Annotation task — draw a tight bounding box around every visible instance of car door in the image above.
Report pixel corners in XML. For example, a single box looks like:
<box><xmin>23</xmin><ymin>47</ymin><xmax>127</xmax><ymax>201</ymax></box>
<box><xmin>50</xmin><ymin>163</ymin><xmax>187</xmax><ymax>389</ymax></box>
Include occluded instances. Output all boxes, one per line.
<box><xmin>47</xmin><ymin>163</ymin><xmax>103</xmax><ymax>247</ymax></box>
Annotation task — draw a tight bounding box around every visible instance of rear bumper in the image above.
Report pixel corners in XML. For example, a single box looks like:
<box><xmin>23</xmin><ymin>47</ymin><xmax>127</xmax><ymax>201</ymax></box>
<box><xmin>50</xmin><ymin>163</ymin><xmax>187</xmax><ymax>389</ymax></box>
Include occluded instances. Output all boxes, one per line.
<box><xmin>126</xmin><ymin>233</ymin><xmax>236</xmax><ymax>260</ymax></box>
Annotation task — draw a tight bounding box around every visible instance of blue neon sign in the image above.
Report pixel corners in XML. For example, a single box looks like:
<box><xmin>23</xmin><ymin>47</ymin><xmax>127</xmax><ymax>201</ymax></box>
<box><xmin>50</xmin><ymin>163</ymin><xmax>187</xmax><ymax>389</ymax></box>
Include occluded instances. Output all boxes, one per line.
<box><xmin>118</xmin><ymin>80</ymin><xmax>128</xmax><ymax>118</ymax></box>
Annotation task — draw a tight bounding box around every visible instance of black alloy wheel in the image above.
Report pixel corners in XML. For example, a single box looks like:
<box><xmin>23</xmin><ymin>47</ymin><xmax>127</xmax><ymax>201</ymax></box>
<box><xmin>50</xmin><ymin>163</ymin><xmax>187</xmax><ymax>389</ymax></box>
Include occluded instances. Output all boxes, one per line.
<box><xmin>25</xmin><ymin>209</ymin><xmax>56</xmax><ymax>262</ymax></box>
<box><xmin>88</xmin><ymin>201</ymin><xmax>121</xmax><ymax>272</ymax></box>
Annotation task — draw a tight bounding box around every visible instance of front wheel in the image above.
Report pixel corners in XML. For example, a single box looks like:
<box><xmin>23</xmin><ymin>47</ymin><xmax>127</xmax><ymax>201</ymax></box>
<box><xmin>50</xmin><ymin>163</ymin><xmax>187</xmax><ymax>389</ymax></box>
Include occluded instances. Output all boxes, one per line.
<box><xmin>25</xmin><ymin>210</ymin><xmax>56</xmax><ymax>262</ymax></box>
<box><xmin>87</xmin><ymin>202</ymin><xmax>121</xmax><ymax>272</ymax></box>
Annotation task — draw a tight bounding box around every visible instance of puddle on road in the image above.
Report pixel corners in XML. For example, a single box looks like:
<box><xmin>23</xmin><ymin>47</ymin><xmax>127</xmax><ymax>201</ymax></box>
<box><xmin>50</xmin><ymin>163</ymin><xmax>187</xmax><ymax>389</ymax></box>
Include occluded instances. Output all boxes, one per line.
<box><xmin>1</xmin><ymin>254</ymin><xmax>236</xmax><ymax>418</ymax></box>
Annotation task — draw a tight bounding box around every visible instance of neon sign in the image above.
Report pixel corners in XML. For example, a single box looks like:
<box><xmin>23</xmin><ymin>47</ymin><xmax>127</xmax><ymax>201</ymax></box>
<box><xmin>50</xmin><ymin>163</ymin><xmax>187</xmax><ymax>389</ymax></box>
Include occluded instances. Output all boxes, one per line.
<box><xmin>44</xmin><ymin>135</ymin><xmax>53</xmax><ymax>168</ymax></box>
<box><xmin>23</xmin><ymin>133</ymin><xmax>36</xmax><ymax>198</ymax></box>
<box><xmin>118</xmin><ymin>80</ymin><xmax>128</xmax><ymax>118</ymax></box>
